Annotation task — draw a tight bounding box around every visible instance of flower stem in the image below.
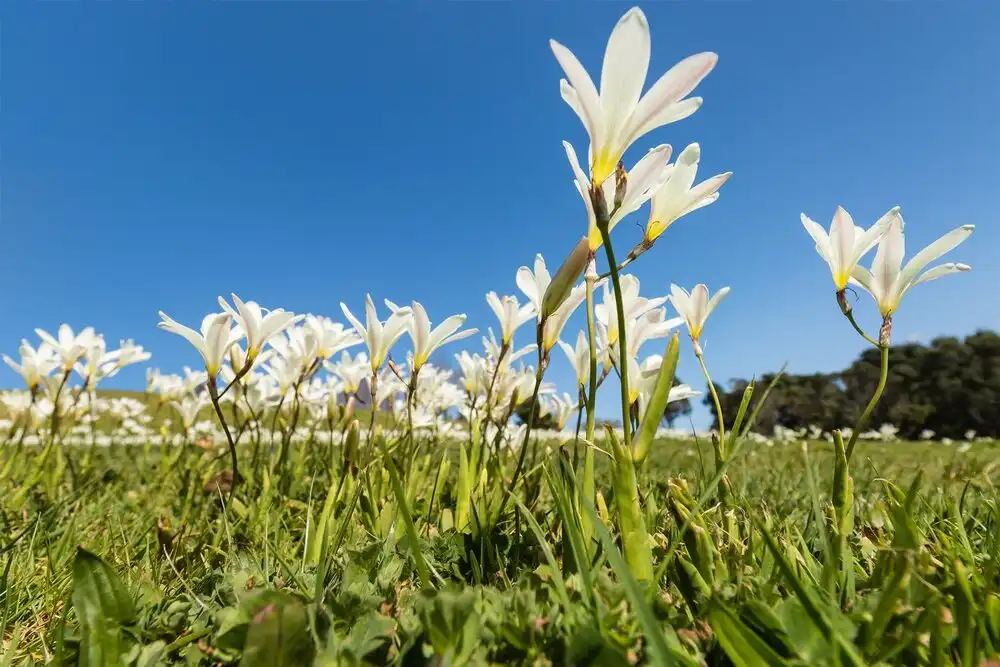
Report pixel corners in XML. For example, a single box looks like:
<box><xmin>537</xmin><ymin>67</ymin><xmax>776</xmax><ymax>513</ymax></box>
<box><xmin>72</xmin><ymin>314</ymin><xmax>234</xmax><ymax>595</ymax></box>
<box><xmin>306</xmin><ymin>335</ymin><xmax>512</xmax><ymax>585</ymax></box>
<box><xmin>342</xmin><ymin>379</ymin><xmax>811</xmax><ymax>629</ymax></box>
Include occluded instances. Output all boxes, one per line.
<box><xmin>698</xmin><ymin>353</ymin><xmax>726</xmax><ymax>454</ymax></box>
<box><xmin>844</xmin><ymin>344</ymin><xmax>890</xmax><ymax>461</ymax></box>
<box><xmin>494</xmin><ymin>354</ymin><xmax>546</xmax><ymax>523</ymax></box>
<box><xmin>207</xmin><ymin>376</ymin><xmax>239</xmax><ymax>501</ymax></box>
<box><xmin>598</xmin><ymin>224</ymin><xmax>632</xmax><ymax>448</ymax></box>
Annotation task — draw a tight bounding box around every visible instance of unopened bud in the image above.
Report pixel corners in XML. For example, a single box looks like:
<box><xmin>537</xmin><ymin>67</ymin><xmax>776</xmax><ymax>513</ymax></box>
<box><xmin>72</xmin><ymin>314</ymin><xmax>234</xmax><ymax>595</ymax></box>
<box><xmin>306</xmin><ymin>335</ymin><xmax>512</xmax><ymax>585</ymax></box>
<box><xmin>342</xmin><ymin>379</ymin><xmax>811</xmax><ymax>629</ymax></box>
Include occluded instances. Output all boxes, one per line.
<box><xmin>614</xmin><ymin>162</ymin><xmax>627</xmax><ymax>209</ymax></box>
<box><xmin>345</xmin><ymin>418</ymin><xmax>360</xmax><ymax>472</ymax></box>
<box><xmin>541</xmin><ymin>236</ymin><xmax>589</xmax><ymax>319</ymax></box>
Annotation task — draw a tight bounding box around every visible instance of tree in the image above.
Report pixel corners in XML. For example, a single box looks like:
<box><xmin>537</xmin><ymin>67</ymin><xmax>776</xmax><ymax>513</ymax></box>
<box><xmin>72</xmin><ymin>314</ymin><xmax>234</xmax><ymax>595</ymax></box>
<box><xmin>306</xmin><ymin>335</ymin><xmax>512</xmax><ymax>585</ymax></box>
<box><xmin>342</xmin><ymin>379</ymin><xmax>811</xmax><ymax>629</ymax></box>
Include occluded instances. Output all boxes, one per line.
<box><xmin>704</xmin><ymin>330</ymin><xmax>1000</xmax><ymax>438</ymax></box>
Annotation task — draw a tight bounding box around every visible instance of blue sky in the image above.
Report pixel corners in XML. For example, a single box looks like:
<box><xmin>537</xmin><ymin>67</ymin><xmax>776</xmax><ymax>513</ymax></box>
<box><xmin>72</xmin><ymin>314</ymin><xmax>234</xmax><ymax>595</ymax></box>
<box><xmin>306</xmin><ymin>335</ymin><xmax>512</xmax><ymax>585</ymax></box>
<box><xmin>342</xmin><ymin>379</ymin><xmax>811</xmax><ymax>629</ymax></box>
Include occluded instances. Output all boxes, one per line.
<box><xmin>3</xmin><ymin>2</ymin><xmax>998</xmax><ymax>426</ymax></box>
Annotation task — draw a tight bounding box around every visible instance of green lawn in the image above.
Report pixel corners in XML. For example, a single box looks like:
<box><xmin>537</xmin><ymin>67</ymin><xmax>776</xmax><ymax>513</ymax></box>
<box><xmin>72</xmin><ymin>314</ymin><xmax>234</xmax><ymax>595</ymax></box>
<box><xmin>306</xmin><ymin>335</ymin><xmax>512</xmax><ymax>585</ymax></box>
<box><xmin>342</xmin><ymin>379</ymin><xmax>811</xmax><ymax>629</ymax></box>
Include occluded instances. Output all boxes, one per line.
<box><xmin>2</xmin><ymin>435</ymin><xmax>999</xmax><ymax>665</ymax></box>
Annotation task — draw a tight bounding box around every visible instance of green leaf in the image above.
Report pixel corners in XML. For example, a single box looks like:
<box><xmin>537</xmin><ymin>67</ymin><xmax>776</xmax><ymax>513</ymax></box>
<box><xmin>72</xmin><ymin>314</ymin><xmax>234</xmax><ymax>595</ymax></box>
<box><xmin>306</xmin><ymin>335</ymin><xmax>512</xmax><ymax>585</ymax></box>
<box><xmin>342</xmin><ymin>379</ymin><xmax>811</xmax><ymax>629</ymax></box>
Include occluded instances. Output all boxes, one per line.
<box><xmin>71</xmin><ymin>547</ymin><xmax>137</xmax><ymax>667</ymax></box>
<box><xmin>581</xmin><ymin>499</ymin><xmax>680</xmax><ymax>667</ymax></box>
<box><xmin>633</xmin><ymin>333</ymin><xmax>680</xmax><ymax>464</ymax></box>
<box><xmin>238</xmin><ymin>591</ymin><xmax>314</xmax><ymax>667</ymax></box>
<box><xmin>708</xmin><ymin>600</ymin><xmax>791</xmax><ymax>667</ymax></box>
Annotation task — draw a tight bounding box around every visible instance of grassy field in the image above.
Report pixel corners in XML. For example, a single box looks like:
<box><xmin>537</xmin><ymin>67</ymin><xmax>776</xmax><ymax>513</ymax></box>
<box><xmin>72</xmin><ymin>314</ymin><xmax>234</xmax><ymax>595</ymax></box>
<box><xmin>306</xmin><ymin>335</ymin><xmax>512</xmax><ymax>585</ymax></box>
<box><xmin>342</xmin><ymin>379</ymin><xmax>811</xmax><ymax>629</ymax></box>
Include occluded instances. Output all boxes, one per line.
<box><xmin>3</xmin><ymin>434</ymin><xmax>1000</xmax><ymax>666</ymax></box>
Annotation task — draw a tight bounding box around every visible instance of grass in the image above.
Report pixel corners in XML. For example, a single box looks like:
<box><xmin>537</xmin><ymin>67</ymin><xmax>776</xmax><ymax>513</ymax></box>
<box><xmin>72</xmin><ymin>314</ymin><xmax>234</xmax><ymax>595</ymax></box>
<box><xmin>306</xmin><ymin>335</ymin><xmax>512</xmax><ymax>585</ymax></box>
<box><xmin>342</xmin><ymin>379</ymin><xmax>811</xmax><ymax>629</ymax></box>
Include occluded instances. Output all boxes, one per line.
<box><xmin>2</xmin><ymin>433</ymin><xmax>1000</xmax><ymax>665</ymax></box>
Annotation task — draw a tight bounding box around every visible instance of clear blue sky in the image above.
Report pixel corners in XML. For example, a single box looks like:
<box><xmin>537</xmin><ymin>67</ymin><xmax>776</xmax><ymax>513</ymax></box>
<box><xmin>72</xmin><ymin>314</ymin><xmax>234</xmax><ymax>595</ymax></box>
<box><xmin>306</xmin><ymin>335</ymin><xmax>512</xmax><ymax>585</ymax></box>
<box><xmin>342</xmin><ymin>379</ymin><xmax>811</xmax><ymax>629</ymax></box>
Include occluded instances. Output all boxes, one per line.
<box><xmin>3</xmin><ymin>2</ymin><xmax>998</xmax><ymax>426</ymax></box>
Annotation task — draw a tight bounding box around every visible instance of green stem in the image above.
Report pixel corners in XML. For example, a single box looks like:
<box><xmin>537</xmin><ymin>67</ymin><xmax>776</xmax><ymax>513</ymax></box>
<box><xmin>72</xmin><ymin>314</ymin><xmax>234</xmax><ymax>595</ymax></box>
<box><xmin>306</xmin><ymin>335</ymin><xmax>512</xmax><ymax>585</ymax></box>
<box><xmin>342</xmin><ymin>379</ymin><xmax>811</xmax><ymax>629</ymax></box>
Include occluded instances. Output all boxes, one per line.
<box><xmin>844</xmin><ymin>310</ymin><xmax>879</xmax><ymax>348</ymax></box>
<box><xmin>598</xmin><ymin>225</ymin><xmax>632</xmax><ymax>448</ymax></box>
<box><xmin>844</xmin><ymin>344</ymin><xmax>890</xmax><ymax>461</ymax></box>
<box><xmin>698</xmin><ymin>353</ymin><xmax>726</xmax><ymax>454</ymax></box>
<box><xmin>584</xmin><ymin>272</ymin><xmax>598</xmax><ymax>447</ymax></box>
<box><xmin>494</xmin><ymin>355</ymin><xmax>546</xmax><ymax>523</ymax></box>
<box><xmin>207</xmin><ymin>376</ymin><xmax>239</xmax><ymax>502</ymax></box>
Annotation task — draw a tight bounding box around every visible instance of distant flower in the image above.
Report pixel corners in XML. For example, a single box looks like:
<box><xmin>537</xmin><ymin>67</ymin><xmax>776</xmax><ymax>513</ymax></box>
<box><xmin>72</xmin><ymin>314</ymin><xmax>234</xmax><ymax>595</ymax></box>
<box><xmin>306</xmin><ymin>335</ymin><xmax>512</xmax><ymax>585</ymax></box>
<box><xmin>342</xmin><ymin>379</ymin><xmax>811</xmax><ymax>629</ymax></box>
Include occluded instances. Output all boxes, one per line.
<box><xmin>645</xmin><ymin>143</ymin><xmax>731</xmax><ymax>244</ymax></box>
<box><xmin>541</xmin><ymin>283</ymin><xmax>589</xmax><ymax>352</ymax></box>
<box><xmin>486</xmin><ymin>292</ymin><xmax>536</xmax><ymax>346</ymax></box>
<box><xmin>3</xmin><ymin>340</ymin><xmax>58</xmax><ymax>390</ymax></box>
<box><xmin>35</xmin><ymin>324</ymin><xmax>97</xmax><ymax>372</ymax></box>
<box><xmin>516</xmin><ymin>255</ymin><xmax>551</xmax><ymax>323</ymax></box>
<box><xmin>551</xmin><ymin>6</ymin><xmax>717</xmax><ymax>185</ymax></box>
<box><xmin>158</xmin><ymin>312</ymin><xmax>238</xmax><ymax>377</ymax></box>
<box><xmin>564</xmin><ymin>141</ymin><xmax>672</xmax><ymax>250</ymax></box>
<box><xmin>303</xmin><ymin>315</ymin><xmax>362</xmax><ymax>360</ymax></box>
<box><xmin>800</xmin><ymin>206</ymin><xmax>898</xmax><ymax>291</ymax></box>
<box><xmin>669</xmin><ymin>284</ymin><xmax>729</xmax><ymax>354</ymax></box>
<box><xmin>403</xmin><ymin>301</ymin><xmax>478</xmax><ymax>371</ymax></box>
<box><xmin>340</xmin><ymin>295</ymin><xmax>412</xmax><ymax>373</ymax></box>
<box><xmin>558</xmin><ymin>330</ymin><xmax>590</xmax><ymax>388</ymax></box>
<box><xmin>851</xmin><ymin>215</ymin><xmax>973</xmax><ymax>318</ymax></box>
<box><xmin>219</xmin><ymin>294</ymin><xmax>302</xmax><ymax>365</ymax></box>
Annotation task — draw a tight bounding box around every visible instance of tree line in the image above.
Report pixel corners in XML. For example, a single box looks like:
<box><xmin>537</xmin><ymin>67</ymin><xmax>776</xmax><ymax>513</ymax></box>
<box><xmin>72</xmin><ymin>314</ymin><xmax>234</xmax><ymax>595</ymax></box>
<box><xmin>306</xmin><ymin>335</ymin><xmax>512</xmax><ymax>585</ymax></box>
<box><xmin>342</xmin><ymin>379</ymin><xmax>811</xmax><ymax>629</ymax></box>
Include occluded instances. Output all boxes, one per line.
<box><xmin>696</xmin><ymin>330</ymin><xmax>1000</xmax><ymax>439</ymax></box>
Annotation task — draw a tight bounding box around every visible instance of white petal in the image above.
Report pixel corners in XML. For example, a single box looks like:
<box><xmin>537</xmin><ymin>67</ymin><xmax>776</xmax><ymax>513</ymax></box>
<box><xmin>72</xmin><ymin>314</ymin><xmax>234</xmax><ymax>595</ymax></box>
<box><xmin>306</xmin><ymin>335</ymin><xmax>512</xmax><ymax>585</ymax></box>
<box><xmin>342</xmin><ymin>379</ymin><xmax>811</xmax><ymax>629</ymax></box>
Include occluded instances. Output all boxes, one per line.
<box><xmin>600</xmin><ymin>7</ymin><xmax>650</xmax><ymax>146</ymax></box>
<box><xmin>800</xmin><ymin>213</ymin><xmax>834</xmax><ymax>266</ymax></box>
<box><xmin>625</xmin><ymin>51</ymin><xmax>717</xmax><ymax>147</ymax></box>
<box><xmin>550</xmin><ymin>40</ymin><xmax>603</xmax><ymax>147</ymax></box>
<box><xmin>871</xmin><ymin>217</ymin><xmax>905</xmax><ymax>296</ymax></box>
<box><xmin>897</xmin><ymin>225</ymin><xmax>974</xmax><ymax>291</ymax></box>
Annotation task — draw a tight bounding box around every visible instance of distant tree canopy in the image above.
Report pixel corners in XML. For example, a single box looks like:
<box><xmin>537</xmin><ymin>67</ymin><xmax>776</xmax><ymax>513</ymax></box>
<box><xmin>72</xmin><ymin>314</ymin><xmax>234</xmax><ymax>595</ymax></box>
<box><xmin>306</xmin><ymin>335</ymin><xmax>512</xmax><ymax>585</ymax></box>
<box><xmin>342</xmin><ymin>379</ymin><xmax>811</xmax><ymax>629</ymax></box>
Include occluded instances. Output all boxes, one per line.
<box><xmin>704</xmin><ymin>330</ymin><xmax>1000</xmax><ymax>439</ymax></box>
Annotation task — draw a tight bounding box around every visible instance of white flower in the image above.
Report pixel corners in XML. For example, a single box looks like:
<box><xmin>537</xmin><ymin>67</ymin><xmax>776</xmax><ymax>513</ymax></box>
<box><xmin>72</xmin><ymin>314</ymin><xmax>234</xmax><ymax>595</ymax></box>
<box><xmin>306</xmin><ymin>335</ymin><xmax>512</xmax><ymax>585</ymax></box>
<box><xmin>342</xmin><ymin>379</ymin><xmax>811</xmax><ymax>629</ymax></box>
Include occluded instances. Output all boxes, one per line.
<box><xmin>340</xmin><ymin>295</ymin><xmax>412</xmax><ymax>373</ymax></box>
<box><xmin>557</xmin><ymin>330</ymin><xmax>590</xmax><ymax>388</ymax></box>
<box><xmin>646</xmin><ymin>143</ymin><xmax>731</xmax><ymax>243</ymax></box>
<box><xmin>35</xmin><ymin>324</ymin><xmax>97</xmax><ymax>372</ymax></box>
<box><xmin>516</xmin><ymin>255</ymin><xmax>551</xmax><ymax>322</ymax></box>
<box><xmin>564</xmin><ymin>141</ymin><xmax>672</xmax><ymax>250</ymax></box>
<box><xmin>486</xmin><ymin>292</ymin><xmax>536</xmax><ymax>346</ymax></box>
<box><xmin>158</xmin><ymin>311</ymin><xmax>239</xmax><ymax>377</ymax></box>
<box><xmin>403</xmin><ymin>301</ymin><xmax>478</xmax><ymax>371</ymax></box>
<box><xmin>595</xmin><ymin>275</ymin><xmax>678</xmax><ymax>358</ymax></box>
<box><xmin>551</xmin><ymin>6</ymin><xmax>717</xmax><ymax>185</ymax></box>
<box><xmin>541</xmin><ymin>392</ymin><xmax>578</xmax><ymax>430</ymax></box>
<box><xmin>171</xmin><ymin>394</ymin><xmax>208</xmax><ymax>431</ymax></box>
<box><xmin>801</xmin><ymin>206</ymin><xmax>899</xmax><ymax>291</ymax></box>
<box><xmin>851</xmin><ymin>215</ymin><xmax>973</xmax><ymax>318</ymax></box>
<box><xmin>669</xmin><ymin>284</ymin><xmax>729</xmax><ymax>351</ymax></box>
<box><xmin>303</xmin><ymin>315</ymin><xmax>362</xmax><ymax>360</ymax></box>
<box><xmin>4</xmin><ymin>340</ymin><xmax>58</xmax><ymax>390</ymax></box>
<box><xmin>219</xmin><ymin>294</ymin><xmax>302</xmax><ymax>363</ymax></box>
<box><xmin>541</xmin><ymin>283</ymin><xmax>588</xmax><ymax>352</ymax></box>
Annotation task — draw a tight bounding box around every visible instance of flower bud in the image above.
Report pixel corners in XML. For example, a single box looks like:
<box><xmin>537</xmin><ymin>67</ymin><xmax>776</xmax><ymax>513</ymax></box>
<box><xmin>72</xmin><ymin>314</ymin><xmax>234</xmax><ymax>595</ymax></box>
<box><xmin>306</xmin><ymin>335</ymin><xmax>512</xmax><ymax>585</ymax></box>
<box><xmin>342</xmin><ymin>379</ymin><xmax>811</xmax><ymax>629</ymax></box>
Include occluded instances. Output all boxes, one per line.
<box><xmin>541</xmin><ymin>236</ymin><xmax>589</xmax><ymax>319</ymax></box>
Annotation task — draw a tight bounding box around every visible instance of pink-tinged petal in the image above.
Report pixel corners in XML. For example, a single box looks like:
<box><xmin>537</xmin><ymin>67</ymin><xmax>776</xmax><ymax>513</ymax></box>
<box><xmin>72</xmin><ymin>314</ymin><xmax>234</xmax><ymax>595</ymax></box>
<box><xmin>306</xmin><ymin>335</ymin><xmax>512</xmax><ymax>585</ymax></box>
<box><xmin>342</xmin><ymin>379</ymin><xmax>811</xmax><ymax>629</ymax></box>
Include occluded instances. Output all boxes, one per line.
<box><xmin>625</xmin><ymin>52</ymin><xmax>717</xmax><ymax>146</ymax></box>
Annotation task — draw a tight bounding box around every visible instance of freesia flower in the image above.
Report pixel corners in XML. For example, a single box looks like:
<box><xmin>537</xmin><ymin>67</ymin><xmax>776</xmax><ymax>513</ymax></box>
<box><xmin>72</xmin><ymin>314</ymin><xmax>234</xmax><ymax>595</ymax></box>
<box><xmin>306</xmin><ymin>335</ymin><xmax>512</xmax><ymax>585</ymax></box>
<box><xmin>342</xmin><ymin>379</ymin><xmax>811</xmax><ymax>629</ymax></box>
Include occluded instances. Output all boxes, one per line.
<box><xmin>516</xmin><ymin>255</ymin><xmax>551</xmax><ymax>322</ymax></box>
<box><xmin>558</xmin><ymin>330</ymin><xmax>590</xmax><ymax>388</ymax></box>
<box><xmin>541</xmin><ymin>282</ymin><xmax>589</xmax><ymax>352</ymax></box>
<box><xmin>340</xmin><ymin>295</ymin><xmax>412</xmax><ymax>373</ymax></box>
<box><xmin>645</xmin><ymin>143</ymin><xmax>731</xmax><ymax>243</ymax></box>
<box><xmin>219</xmin><ymin>294</ymin><xmax>302</xmax><ymax>365</ymax></box>
<box><xmin>403</xmin><ymin>301</ymin><xmax>478</xmax><ymax>371</ymax></box>
<box><xmin>158</xmin><ymin>311</ymin><xmax>239</xmax><ymax>376</ymax></box>
<box><xmin>35</xmin><ymin>324</ymin><xmax>97</xmax><ymax>372</ymax></box>
<box><xmin>486</xmin><ymin>292</ymin><xmax>535</xmax><ymax>346</ymax></box>
<box><xmin>801</xmin><ymin>206</ymin><xmax>899</xmax><ymax>291</ymax></box>
<box><xmin>669</xmin><ymin>284</ymin><xmax>729</xmax><ymax>354</ymax></box>
<box><xmin>3</xmin><ymin>341</ymin><xmax>58</xmax><ymax>390</ymax></box>
<box><xmin>851</xmin><ymin>216</ymin><xmax>974</xmax><ymax>319</ymax></box>
<box><xmin>551</xmin><ymin>6</ymin><xmax>717</xmax><ymax>185</ymax></box>
<box><xmin>303</xmin><ymin>315</ymin><xmax>362</xmax><ymax>360</ymax></box>
<box><xmin>564</xmin><ymin>141</ymin><xmax>672</xmax><ymax>250</ymax></box>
